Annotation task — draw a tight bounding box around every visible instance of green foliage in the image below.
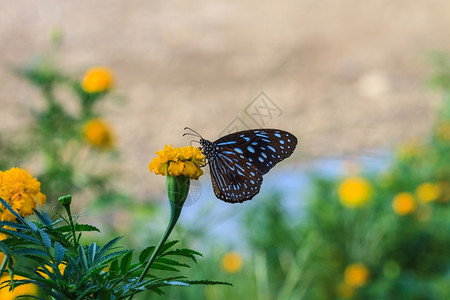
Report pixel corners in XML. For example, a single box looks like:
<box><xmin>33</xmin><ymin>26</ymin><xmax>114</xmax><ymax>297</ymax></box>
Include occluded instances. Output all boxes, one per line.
<box><xmin>0</xmin><ymin>197</ymin><xmax>229</xmax><ymax>299</ymax></box>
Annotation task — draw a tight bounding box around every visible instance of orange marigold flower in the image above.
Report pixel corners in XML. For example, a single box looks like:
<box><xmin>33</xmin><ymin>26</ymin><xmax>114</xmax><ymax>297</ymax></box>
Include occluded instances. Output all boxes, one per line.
<box><xmin>83</xmin><ymin>119</ymin><xmax>114</xmax><ymax>149</ymax></box>
<box><xmin>0</xmin><ymin>168</ymin><xmax>46</xmax><ymax>232</ymax></box>
<box><xmin>338</xmin><ymin>177</ymin><xmax>372</xmax><ymax>208</ymax></box>
<box><xmin>392</xmin><ymin>192</ymin><xmax>416</xmax><ymax>216</ymax></box>
<box><xmin>0</xmin><ymin>274</ymin><xmax>39</xmax><ymax>300</ymax></box>
<box><xmin>344</xmin><ymin>263</ymin><xmax>369</xmax><ymax>288</ymax></box>
<box><xmin>415</xmin><ymin>182</ymin><xmax>440</xmax><ymax>203</ymax></box>
<box><xmin>149</xmin><ymin>145</ymin><xmax>205</xmax><ymax>180</ymax></box>
<box><xmin>81</xmin><ymin>67</ymin><xmax>114</xmax><ymax>93</ymax></box>
<box><xmin>221</xmin><ymin>251</ymin><xmax>243</xmax><ymax>273</ymax></box>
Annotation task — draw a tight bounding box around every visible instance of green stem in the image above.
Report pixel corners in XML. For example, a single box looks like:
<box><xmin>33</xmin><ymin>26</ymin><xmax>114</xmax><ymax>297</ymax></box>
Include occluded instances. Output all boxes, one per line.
<box><xmin>129</xmin><ymin>201</ymin><xmax>183</xmax><ymax>299</ymax></box>
<box><xmin>63</xmin><ymin>204</ymin><xmax>78</xmax><ymax>249</ymax></box>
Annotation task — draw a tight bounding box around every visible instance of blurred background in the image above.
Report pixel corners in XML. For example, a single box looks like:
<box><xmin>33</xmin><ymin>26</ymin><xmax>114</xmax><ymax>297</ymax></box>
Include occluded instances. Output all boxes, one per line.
<box><xmin>1</xmin><ymin>1</ymin><xmax>450</xmax><ymax>299</ymax></box>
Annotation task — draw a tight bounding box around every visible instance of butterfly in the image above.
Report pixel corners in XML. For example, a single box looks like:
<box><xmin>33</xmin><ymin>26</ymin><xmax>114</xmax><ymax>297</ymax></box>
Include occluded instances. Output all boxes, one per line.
<box><xmin>184</xmin><ymin>128</ymin><xmax>298</xmax><ymax>203</ymax></box>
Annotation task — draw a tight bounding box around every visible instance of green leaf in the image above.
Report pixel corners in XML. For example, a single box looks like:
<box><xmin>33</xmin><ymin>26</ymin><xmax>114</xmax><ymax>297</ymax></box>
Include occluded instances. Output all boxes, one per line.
<box><xmin>55</xmin><ymin>224</ymin><xmax>100</xmax><ymax>233</ymax></box>
<box><xmin>159</xmin><ymin>240</ymin><xmax>179</xmax><ymax>255</ymax></box>
<box><xmin>78</xmin><ymin>244</ymin><xmax>88</xmax><ymax>271</ymax></box>
<box><xmin>155</xmin><ymin>257</ymin><xmax>190</xmax><ymax>268</ymax></box>
<box><xmin>182</xmin><ymin>279</ymin><xmax>232</xmax><ymax>286</ymax></box>
<box><xmin>150</xmin><ymin>263</ymin><xmax>179</xmax><ymax>272</ymax></box>
<box><xmin>33</xmin><ymin>210</ymin><xmax>53</xmax><ymax>226</ymax></box>
<box><xmin>0</xmin><ymin>228</ymin><xmax>40</xmax><ymax>244</ymax></box>
<box><xmin>38</xmin><ymin>229</ymin><xmax>51</xmax><ymax>249</ymax></box>
<box><xmin>54</xmin><ymin>241</ymin><xmax>65</xmax><ymax>264</ymax></box>
<box><xmin>120</xmin><ymin>251</ymin><xmax>133</xmax><ymax>274</ymax></box>
<box><xmin>80</xmin><ymin>250</ymin><xmax>131</xmax><ymax>285</ymax></box>
<box><xmin>26</xmin><ymin>220</ymin><xmax>38</xmax><ymax>233</ymax></box>
<box><xmin>67</xmin><ymin>255</ymin><xmax>81</xmax><ymax>274</ymax></box>
<box><xmin>96</xmin><ymin>236</ymin><xmax>122</xmax><ymax>261</ymax></box>
<box><xmin>163</xmin><ymin>248</ymin><xmax>203</xmax><ymax>263</ymax></box>
<box><xmin>0</xmin><ymin>221</ymin><xmax>29</xmax><ymax>231</ymax></box>
<box><xmin>139</xmin><ymin>246</ymin><xmax>155</xmax><ymax>263</ymax></box>
<box><xmin>163</xmin><ymin>280</ymin><xmax>189</xmax><ymax>286</ymax></box>
<box><xmin>14</xmin><ymin>248</ymin><xmax>48</xmax><ymax>258</ymax></box>
<box><xmin>88</xmin><ymin>242</ymin><xmax>98</xmax><ymax>264</ymax></box>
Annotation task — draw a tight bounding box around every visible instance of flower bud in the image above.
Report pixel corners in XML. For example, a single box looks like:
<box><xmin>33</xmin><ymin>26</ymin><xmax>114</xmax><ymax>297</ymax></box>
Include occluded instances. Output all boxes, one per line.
<box><xmin>58</xmin><ymin>195</ymin><xmax>72</xmax><ymax>206</ymax></box>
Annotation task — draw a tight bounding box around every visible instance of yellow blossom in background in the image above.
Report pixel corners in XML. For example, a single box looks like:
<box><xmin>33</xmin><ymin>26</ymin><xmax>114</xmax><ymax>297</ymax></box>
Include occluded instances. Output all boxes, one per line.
<box><xmin>436</xmin><ymin>121</ymin><xmax>450</xmax><ymax>141</ymax></box>
<box><xmin>221</xmin><ymin>251</ymin><xmax>243</xmax><ymax>273</ymax></box>
<box><xmin>396</xmin><ymin>137</ymin><xmax>424</xmax><ymax>160</ymax></box>
<box><xmin>338</xmin><ymin>177</ymin><xmax>372</xmax><ymax>208</ymax></box>
<box><xmin>415</xmin><ymin>182</ymin><xmax>440</xmax><ymax>203</ymax></box>
<box><xmin>149</xmin><ymin>145</ymin><xmax>205</xmax><ymax>180</ymax></box>
<box><xmin>0</xmin><ymin>168</ymin><xmax>46</xmax><ymax>239</ymax></box>
<box><xmin>83</xmin><ymin>119</ymin><xmax>114</xmax><ymax>149</ymax></box>
<box><xmin>0</xmin><ymin>274</ymin><xmax>39</xmax><ymax>300</ymax></box>
<box><xmin>344</xmin><ymin>263</ymin><xmax>369</xmax><ymax>288</ymax></box>
<box><xmin>392</xmin><ymin>192</ymin><xmax>416</xmax><ymax>216</ymax></box>
<box><xmin>37</xmin><ymin>263</ymin><xmax>67</xmax><ymax>279</ymax></box>
<box><xmin>336</xmin><ymin>282</ymin><xmax>355</xmax><ymax>299</ymax></box>
<box><xmin>81</xmin><ymin>67</ymin><xmax>114</xmax><ymax>93</ymax></box>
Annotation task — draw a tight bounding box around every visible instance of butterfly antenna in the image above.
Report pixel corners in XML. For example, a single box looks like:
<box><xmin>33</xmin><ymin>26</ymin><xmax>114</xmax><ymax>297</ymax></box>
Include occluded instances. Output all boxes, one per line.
<box><xmin>183</xmin><ymin>127</ymin><xmax>203</xmax><ymax>139</ymax></box>
<box><xmin>190</xmin><ymin>139</ymin><xmax>201</xmax><ymax>146</ymax></box>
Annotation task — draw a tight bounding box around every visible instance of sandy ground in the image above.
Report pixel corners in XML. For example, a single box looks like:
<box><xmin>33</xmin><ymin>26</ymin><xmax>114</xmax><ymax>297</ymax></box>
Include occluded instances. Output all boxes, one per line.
<box><xmin>1</xmin><ymin>0</ymin><xmax>450</xmax><ymax>199</ymax></box>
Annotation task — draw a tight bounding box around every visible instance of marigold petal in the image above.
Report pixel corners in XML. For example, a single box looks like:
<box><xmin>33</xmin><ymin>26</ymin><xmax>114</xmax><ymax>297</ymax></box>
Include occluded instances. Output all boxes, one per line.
<box><xmin>168</xmin><ymin>161</ymin><xmax>184</xmax><ymax>176</ymax></box>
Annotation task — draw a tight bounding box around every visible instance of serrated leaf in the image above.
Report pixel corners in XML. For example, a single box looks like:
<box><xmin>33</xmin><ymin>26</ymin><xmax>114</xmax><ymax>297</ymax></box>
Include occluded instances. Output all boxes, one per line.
<box><xmin>0</xmin><ymin>221</ymin><xmax>29</xmax><ymax>231</ymax></box>
<box><xmin>67</xmin><ymin>255</ymin><xmax>81</xmax><ymax>274</ymax></box>
<box><xmin>182</xmin><ymin>279</ymin><xmax>232</xmax><ymax>286</ymax></box>
<box><xmin>155</xmin><ymin>257</ymin><xmax>190</xmax><ymax>268</ymax></box>
<box><xmin>54</xmin><ymin>242</ymin><xmax>65</xmax><ymax>264</ymax></box>
<box><xmin>150</xmin><ymin>263</ymin><xmax>179</xmax><ymax>272</ymax></box>
<box><xmin>78</xmin><ymin>245</ymin><xmax>88</xmax><ymax>271</ymax></box>
<box><xmin>14</xmin><ymin>248</ymin><xmax>48</xmax><ymax>257</ymax></box>
<box><xmin>109</xmin><ymin>259</ymin><xmax>118</xmax><ymax>277</ymax></box>
<box><xmin>96</xmin><ymin>236</ymin><xmax>122</xmax><ymax>261</ymax></box>
<box><xmin>163</xmin><ymin>280</ymin><xmax>189</xmax><ymax>286</ymax></box>
<box><xmin>0</xmin><ymin>228</ymin><xmax>40</xmax><ymax>244</ymax></box>
<box><xmin>88</xmin><ymin>242</ymin><xmax>98</xmax><ymax>264</ymax></box>
<box><xmin>33</xmin><ymin>210</ymin><xmax>53</xmax><ymax>226</ymax></box>
<box><xmin>120</xmin><ymin>251</ymin><xmax>133</xmax><ymax>274</ymax></box>
<box><xmin>139</xmin><ymin>246</ymin><xmax>155</xmax><ymax>263</ymax></box>
<box><xmin>159</xmin><ymin>240</ymin><xmax>179</xmax><ymax>255</ymax></box>
<box><xmin>38</xmin><ymin>229</ymin><xmax>51</xmax><ymax>249</ymax></box>
<box><xmin>26</xmin><ymin>220</ymin><xmax>38</xmax><ymax>233</ymax></box>
<box><xmin>55</xmin><ymin>224</ymin><xmax>100</xmax><ymax>233</ymax></box>
<box><xmin>80</xmin><ymin>250</ymin><xmax>131</xmax><ymax>285</ymax></box>
<box><xmin>163</xmin><ymin>248</ymin><xmax>202</xmax><ymax>263</ymax></box>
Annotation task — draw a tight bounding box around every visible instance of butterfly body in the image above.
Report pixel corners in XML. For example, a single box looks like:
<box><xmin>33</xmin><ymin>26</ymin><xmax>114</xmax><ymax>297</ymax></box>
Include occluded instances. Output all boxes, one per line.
<box><xmin>198</xmin><ymin>129</ymin><xmax>297</xmax><ymax>203</ymax></box>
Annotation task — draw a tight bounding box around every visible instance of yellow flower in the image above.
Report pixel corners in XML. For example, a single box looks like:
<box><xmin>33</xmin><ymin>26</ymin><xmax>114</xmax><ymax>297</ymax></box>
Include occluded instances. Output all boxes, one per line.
<box><xmin>221</xmin><ymin>251</ymin><xmax>243</xmax><ymax>273</ymax></box>
<box><xmin>338</xmin><ymin>177</ymin><xmax>372</xmax><ymax>208</ymax></box>
<box><xmin>0</xmin><ymin>274</ymin><xmax>39</xmax><ymax>300</ymax></box>
<box><xmin>336</xmin><ymin>282</ymin><xmax>356</xmax><ymax>298</ymax></box>
<box><xmin>415</xmin><ymin>183</ymin><xmax>440</xmax><ymax>203</ymax></box>
<box><xmin>83</xmin><ymin>119</ymin><xmax>114</xmax><ymax>149</ymax></box>
<box><xmin>81</xmin><ymin>67</ymin><xmax>114</xmax><ymax>93</ymax></box>
<box><xmin>344</xmin><ymin>263</ymin><xmax>369</xmax><ymax>288</ymax></box>
<box><xmin>149</xmin><ymin>145</ymin><xmax>205</xmax><ymax>180</ymax></box>
<box><xmin>0</xmin><ymin>168</ymin><xmax>46</xmax><ymax>239</ymax></box>
<box><xmin>396</xmin><ymin>138</ymin><xmax>424</xmax><ymax>160</ymax></box>
<box><xmin>392</xmin><ymin>192</ymin><xmax>416</xmax><ymax>216</ymax></box>
<box><xmin>436</xmin><ymin>121</ymin><xmax>450</xmax><ymax>141</ymax></box>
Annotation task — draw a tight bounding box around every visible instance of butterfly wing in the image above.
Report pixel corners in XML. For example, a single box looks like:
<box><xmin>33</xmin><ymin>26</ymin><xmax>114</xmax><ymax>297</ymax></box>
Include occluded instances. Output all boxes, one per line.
<box><xmin>214</xmin><ymin>129</ymin><xmax>298</xmax><ymax>175</ymax></box>
<box><xmin>209</xmin><ymin>150</ymin><xmax>263</xmax><ymax>203</ymax></box>
<box><xmin>208</xmin><ymin>129</ymin><xmax>297</xmax><ymax>203</ymax></box>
